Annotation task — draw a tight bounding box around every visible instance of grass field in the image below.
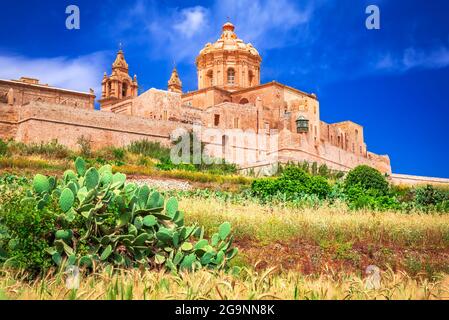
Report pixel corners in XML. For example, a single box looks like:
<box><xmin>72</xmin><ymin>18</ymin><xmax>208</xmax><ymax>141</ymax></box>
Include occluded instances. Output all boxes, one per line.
<box><xmin>1</xmin><ymin>141</ymin><xmax>449</xmax><ymax>300</ymax></box>
<box><xmin>2</xmin><ymin>196</ymin><xmax>449</xmax><ymax>300</ymax></box>
<box><xmin>1</xmin><ymin>268</ymin><xmax>448</xmax><ymax>300</ymax></box>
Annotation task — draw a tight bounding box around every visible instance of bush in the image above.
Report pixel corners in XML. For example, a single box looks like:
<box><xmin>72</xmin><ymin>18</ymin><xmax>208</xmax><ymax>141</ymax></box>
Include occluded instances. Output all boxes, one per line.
<box><xmin>0</xmin><ymin>191</ymin><xmax>58</xmax><ymax>274</ymax></box>
<box><xmin>0</xmin><ymin>139</ymin><xmax>8</xmax><ymax>156</ymax></box>
<box><xmin>250</xmin><ymin>178</ymin><xmax>280</xmax><ymax>198</ymax></box>
<box><xmin>308</xmin><ymin>176</ymin><xmax>331</xmax><ymax>199</ymax></box>
<box><xmin>251</xmin><ymin>166</ymin><xmax>331</xmax><ymax>200</ymax></box>
<box><xmin>8</xmin><ymin>140</ymin><xmax>70</xmax><ymax>159</ymax></box>
<box><xmin>77</xmin><ymin>136</ymin><xmax>92</xmax><ymax>158</ymax></box>
<box><xmin>128</xmin><ymin>140</ymin><xmax>171</xmax><ymax>161</ymax></box>
<box><xmin>345</xmin><ymin>185</ymin><xmax>400</xmax><ymax>211</ymax></box>
<box><xmin>415</xmin><ymin>185</ymin><xmax>447</xmax><ymax>207</ymax></box>
<box><xmin>345</xmin><ymin>165</ymin><xmax>389</xmax><ymax>195</ymax></box>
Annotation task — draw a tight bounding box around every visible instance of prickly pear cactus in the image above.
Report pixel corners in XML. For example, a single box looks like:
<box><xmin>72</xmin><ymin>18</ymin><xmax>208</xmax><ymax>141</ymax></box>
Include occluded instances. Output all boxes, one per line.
<box><xmin>25</xmin><ymin>157</ymin><xmax>237</xmax><ymax>273</ymax></box>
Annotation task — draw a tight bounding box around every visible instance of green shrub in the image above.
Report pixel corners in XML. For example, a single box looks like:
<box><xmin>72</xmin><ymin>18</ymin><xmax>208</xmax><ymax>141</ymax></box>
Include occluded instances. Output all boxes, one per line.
<box><xmin>0</xmin><ymin>139</ymin><xmax>8</xmax><ymax>156</ymax></box>
<box><xmin>0</xmin><ymin>188</ymin><xmax>58</xmax><ymax>274</ymax></box>
<box><xmin>345</xmin><ymin>185</ymin><xmax>400</xmax><ymax>211</ymax></box>
<box><xmin>128</xmin><ymin>140</ymin><xmax>171</xmax><ymax>161</ymax></box>
<box><xmin>308</xmin><ymin>176</ymin><xmax>331</xmax><ymax>199</ymax></box>
<box><xmin>250</xmin><ymin>178</ymin><xmax>280</xmax><ymax>198</ymax></box>
<box><xmin>8</xmin><ymin>140</ymin><xmax>70</xmax><ymax>159</ymax></box>
<box><xmin>251</xmin><ymin>166</ymin><xmax>331</xmax><ymax>200</ymax></box>
<box><xmin>112</xmin><ymin>148</ymin><xmax>126</xmax><ymax>161</ymax></box>
<box><xmin>415</xmin><ymin>185</ymin><xmax>447</xmax><ymax>207</ymax></box>
<box><xmin>345</xmin><ymin>165</ymin><xmax>389</xmax><ymax>195</ymax></box>
<box><xmin>0</xmin><ymin>158</ymin><xmax>238</xmax><ymax>275</ymax></box>
<box><xmin>77</xmin><ymin>136</ymin><xmax>92</xmax><ymax>158</ymax></box>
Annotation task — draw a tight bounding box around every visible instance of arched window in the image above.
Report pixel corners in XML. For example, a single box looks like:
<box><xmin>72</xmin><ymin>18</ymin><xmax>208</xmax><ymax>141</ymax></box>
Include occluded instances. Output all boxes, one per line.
<box><xmin>248</xmin><ymin>70</ymin><xmax>254</xmax><ymax>86</ymax></box>
<box><xmin>227</xmin><ymin>68</ymin><xmax>235</xmax><ymax>85</ymax></box>
<box><xmin>122</xmin><ymin>82</ymin><xmax>128</xmax><ymax>98</ymax></box>
<box><xmin>207</xmin><ymin>70</ymin><xmax>213</xmax><ymax>87</ymax></box>
<box><xmin>239</xmin><ymin>98</ymin><xmax>249</xmax><ymax>105</ymax></box>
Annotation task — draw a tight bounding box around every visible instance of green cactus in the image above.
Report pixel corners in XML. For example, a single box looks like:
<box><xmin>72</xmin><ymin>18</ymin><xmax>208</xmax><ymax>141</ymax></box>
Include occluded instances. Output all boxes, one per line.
<box><xmin>181</xmin><ymin>242</ymin><xmax>193</xmax><ymax>252</ymax></box>
<box><xmin>165</xmin><ymin>197</ymin><xmax>178</xmax><ymax>218</ymax></box>
<box><xmin>143</xmin><ymin>215</ymin><xmax>157</xmax><ymax>227</ymax></box>
<box><xmin>22</xmin><ymin>157</ymin><xmax>237</xmax><ymax>273</ymax></box>
<box><xmin>180</xmin><ymin>253</ymin><xmax>197</xmax><ymax>271</ymax></box>
<box><xmin>218</xmin><ymin>222</ymin><xmax>231</xmax><ymax>240</ymax></box>
<box><xmin>156</xmin><ymin>228</ymin><xmax>172</xmax><ymax>243</ymax></box>
<box><xmin>137</xmin><ymin>185</ymin><xmax>150</xmax><ymax>207</ymax></box>
<box><xmin>84</xmin><ymin>167</ymin><xmax>99</xmax><ymax>190</ymax></box>
<box><xmin>100</xmin><ymin>245</ymin><xmax>113</xmax><ymax>261</ymax></box>
<box><xmin>55</xmin><ymin>230</ymin><xmax>73</xmax><ymax>241</ymax></box>
<box><xmin>33</xmin><ymin>174</ymin><xmax>50</xmax><ymax>194</ymax></box>
<box><xmin>63</xmin><ymin>170</ymin><xmax>77</xmax><ymax>183</ymax></box>
<box><xmin>75</xmin><ymin>157</ymin><xmax>87</xmax><ymax>176</ymax></box>
<box><xmin>59</xmin><ymin>188</ymin><xmax>75</xmax><ymax>213</ymax></box>
<box><xmin>111</xmin><ymin>173</ymin><xmax>126</xmax><ymax>188</ymax></box>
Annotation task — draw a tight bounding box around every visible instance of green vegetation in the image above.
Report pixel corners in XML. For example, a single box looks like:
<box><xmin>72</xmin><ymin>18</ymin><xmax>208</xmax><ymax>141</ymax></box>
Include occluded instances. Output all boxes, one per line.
<box><xmin>344</xmin><ymin>165</ymin><xmax>389</xmax><ymax>195</ymax></box>
<box><xmin>0</xmin><ymin>139</ymin><xmax>7</xmax><ymax>157</ymax></box>
<box><xmin>0</xmin><ymin>158</ymin><xmax>237</xmax><ymax>276</ymax></box>
<box><xmin>249</xmin><ymin>164</ymin><xmax>449</xmax><ymax>213</ymax></box>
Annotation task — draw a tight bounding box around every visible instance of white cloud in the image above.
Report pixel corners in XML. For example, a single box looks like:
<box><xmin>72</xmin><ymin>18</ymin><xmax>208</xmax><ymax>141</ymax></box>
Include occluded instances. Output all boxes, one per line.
<box><xmin>117</xmin><ymin>0</ymin><xmax>314</xmax><ymax>63</ymax></box>
<box><xmin>213</xmin><ymin>0</ymin><xmax>313</xmax><ymax>49</ymax></box>
<box><xmin>0</xmin><ymin>52</ymin><xmax>108</xmax><ymax>97</ymax></box>
<box><xmin>173</xmin><ymin>7</ymin><xmax>209</xmax><ymax>38</ymax></box>
<box><xmin>376</xmin><ymin>46</ymin><xmax>449</xmax><ymax>73</ymax></box>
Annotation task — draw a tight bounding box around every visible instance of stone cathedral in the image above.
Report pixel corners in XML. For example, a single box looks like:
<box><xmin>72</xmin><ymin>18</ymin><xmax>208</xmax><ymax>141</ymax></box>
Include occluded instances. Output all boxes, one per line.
<box><xmin>0</xmin><ymin>22</ymin><xmax>392</xmax><ymax>175</ymax></box>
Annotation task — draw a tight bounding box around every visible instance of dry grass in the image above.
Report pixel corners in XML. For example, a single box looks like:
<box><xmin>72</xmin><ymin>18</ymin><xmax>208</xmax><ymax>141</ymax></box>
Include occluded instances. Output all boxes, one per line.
<box><xmin>115</xmin><ymin>164</ymin><xmax>252</xmax><ymax>185</ymax></box>
<box><xmin>180</xmin><ymin>197</ymin><xmax>449</xmax><ymax>248</ymax></box>
<box><xmin>1</xmin><ymin>268</ymin><xmax>448</xmax><ymax>300</ymax></box>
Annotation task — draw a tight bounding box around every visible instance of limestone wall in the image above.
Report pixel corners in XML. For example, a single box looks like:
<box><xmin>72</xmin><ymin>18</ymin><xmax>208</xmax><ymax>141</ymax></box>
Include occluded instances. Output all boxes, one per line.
<box><xmin>390</xmin><ymin>174</ymin><xmax>449</xmax><ymax>187</ymax></box>
<box><xmin>7</xmin><ymin>102</ymin><xmax>190</xmax><ymax>150</ymax></box>
<box><xmin>0</xmin><ymin>79</ymin><xmax>95</xmax><ymax>110</ymax></box>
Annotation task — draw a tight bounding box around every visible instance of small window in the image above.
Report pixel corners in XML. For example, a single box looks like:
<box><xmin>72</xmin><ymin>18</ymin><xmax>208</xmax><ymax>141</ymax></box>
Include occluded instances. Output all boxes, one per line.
<box><xmin>234</xmin><ymin>118</ymin><xmax>239</xmax><ymax>129</ymax></box>
<box><xmin>214</xmin><ymin>114</ymin><xmax>220</xmax><ymax>126</ymax></box>
<box><xmin>227</xmin><ymin>68</ymin><xmax>235</xmax><ymax>85</ymax></box>
<box><xmin>207</xmin><ymin>70</ymin><xmax>213</xmax><ymax>87</ymax></box>
<box><xmin>122</xmin><ymin>83</ymin><xmax>128</xmax><ymax>97</ymax></box>
<box><xmin>249</xmin><ymin>71</ymin><xmax>254</xmax><ymax>86</ymax></box>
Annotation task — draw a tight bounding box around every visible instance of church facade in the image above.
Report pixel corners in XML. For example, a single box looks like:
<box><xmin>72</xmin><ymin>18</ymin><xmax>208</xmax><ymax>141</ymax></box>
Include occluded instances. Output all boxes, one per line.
<box><xmin>0</xmin><ymin>22</ymin><xmax>391</xmax><ymax>174</ymax></box>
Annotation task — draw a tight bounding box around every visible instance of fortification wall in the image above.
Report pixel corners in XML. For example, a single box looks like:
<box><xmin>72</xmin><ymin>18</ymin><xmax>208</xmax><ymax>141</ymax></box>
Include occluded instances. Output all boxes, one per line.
<box><xmin>390</xmin><ymin>174</ymin><xmax>449</xmax><ymax>187</ymax></box>
<box><xmin>0</xmin><ymin>104</ymin><xmax>19</xmax><ymax>139</ymax></box>
<box><xmin>7</xmin><ymin>102</ymin><xmax>190</xmax><ymax>150</ymax></box>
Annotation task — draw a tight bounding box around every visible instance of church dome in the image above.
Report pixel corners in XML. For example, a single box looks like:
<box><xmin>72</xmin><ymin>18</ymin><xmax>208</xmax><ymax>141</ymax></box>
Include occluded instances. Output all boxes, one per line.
<box><xmin>198</xmin><ymin>22</ymin><xmax>260</xmax><ymax>58</ymax></box>
<box><xmin>195</xmin><ymin>22</ymin><xmax>262</xmax><ymax>91</ymax></box>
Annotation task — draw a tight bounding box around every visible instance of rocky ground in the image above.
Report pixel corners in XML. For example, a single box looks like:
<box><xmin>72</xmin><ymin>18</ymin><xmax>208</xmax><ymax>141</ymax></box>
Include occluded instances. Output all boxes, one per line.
<box><xmin>130</xmin><ymin>177</ymin><xmax>192</xmax><ymax>191</ymax></box>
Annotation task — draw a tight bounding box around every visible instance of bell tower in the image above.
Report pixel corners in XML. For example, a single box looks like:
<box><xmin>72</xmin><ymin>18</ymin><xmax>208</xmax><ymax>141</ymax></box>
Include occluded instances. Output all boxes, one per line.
<box><xmin>99</xmin><ymin>47</ymin><xmax>138</xmax><ymax>110</ymax></box>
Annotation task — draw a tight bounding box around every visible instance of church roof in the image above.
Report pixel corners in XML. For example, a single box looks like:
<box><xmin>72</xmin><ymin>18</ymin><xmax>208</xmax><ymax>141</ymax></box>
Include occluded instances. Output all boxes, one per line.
<box><xmin>198</xmin><ymin>22</ymin><xmax>261</xmax><ymax>58</ymax></box>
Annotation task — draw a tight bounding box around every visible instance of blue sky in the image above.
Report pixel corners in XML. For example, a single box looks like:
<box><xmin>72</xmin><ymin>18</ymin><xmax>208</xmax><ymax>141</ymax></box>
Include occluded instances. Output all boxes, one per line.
<box><xmin>0</xmin><ymin>0</ymin><xmax>448</xmax><ymax>177</ymax></box>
